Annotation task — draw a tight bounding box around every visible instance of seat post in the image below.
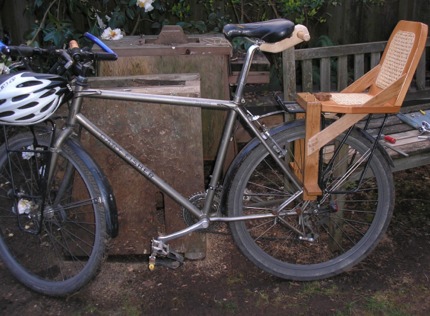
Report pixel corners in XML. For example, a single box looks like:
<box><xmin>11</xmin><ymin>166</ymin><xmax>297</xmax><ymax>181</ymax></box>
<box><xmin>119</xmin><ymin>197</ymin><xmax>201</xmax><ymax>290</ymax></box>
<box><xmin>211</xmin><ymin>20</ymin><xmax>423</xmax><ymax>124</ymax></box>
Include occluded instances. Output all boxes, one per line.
<box><xmin>232</xmin><ymin>43</ymin><xmax>260</xmax><ymax>105</ymax></box>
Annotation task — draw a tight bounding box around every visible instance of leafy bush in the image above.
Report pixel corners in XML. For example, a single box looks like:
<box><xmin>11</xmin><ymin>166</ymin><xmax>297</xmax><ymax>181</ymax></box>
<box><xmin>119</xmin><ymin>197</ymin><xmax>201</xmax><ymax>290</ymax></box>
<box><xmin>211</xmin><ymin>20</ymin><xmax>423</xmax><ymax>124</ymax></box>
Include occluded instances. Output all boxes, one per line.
<box><xmin>24</xmin><ymin>0</ymin><xmax>383</xmax><ymax>48</ymax></box>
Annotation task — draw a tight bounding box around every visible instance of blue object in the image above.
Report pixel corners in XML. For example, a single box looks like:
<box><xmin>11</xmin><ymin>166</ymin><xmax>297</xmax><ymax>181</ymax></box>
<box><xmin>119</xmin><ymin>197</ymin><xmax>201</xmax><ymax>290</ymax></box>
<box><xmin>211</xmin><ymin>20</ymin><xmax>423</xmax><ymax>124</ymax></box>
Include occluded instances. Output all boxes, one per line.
<box><xmin>0</xmin><ymin>41</ymin><xmax>8</xmax><ymax>53</ymax></box>
<box><xmin>397</xmin><ymin>112</ymin><xmax>430</xmax><ymax>129</ymax></box>
<box><xmin>84</xmin><ymin>32</ymin><xmax>117</xmax><ymax>58</ymax></box>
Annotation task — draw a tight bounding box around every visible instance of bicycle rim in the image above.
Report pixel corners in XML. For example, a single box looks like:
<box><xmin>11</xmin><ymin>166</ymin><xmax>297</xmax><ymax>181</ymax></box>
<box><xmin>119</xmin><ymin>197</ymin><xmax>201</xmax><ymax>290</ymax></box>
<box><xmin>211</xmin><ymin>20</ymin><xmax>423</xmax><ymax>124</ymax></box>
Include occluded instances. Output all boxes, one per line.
<box><xmin>0</xmin><ymin>133</ymin><xmax>107</xmax><ymax>296</ymax></box>
<box><xmin>228</xmin><ymin>125</ymin><xmax>394</xmax><ymax>280</ymax></box>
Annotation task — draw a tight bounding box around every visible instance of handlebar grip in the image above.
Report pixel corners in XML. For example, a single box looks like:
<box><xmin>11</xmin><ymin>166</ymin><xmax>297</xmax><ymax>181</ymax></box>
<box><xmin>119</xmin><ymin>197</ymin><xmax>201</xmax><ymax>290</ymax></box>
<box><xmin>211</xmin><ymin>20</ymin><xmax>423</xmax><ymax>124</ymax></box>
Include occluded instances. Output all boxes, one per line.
<box><xmin>297</xmin><ymin>31</ymin><xmax>311</xmax><ymax>42</ymax></box>
<box><xmin>69</xmin><ymin>40</ymin><xmax>79</xmax><ymax>49</ymax></box>
<box><xmin>94</xmin><ymin>52</ymin><xmax>118</xmax><ymax>61</ymax></box>
<box><xmin>4</xmin><ymin>45</ymin><xmax>43</xmax><ymax>57</ymax></box>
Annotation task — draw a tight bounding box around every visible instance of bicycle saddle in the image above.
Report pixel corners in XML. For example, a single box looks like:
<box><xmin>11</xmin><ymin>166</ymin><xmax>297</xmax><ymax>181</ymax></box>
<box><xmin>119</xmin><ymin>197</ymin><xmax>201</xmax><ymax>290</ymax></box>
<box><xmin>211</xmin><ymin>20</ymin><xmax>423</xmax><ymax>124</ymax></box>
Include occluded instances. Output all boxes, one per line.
<box><xmin>223</xmin><ymin>19</ymin><xmax>295</xmax><ymax>43</ymax></box>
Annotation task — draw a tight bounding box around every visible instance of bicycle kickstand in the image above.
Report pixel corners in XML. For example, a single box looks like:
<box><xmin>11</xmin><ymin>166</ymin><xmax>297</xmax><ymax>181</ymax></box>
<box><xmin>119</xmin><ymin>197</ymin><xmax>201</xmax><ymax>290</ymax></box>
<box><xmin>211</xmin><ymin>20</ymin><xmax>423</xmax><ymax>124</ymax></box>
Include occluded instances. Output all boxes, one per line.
<box><xmin>148</xmin><ymin>239</ymin><xmax>184</xmax><ymax>271</ymax></box>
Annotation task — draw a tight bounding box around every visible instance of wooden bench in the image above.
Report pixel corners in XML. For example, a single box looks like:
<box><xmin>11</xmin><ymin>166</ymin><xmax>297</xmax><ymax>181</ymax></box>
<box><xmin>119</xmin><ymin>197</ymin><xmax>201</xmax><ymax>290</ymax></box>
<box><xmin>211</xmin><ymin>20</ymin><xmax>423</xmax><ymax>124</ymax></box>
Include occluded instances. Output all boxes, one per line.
<box><xmin>228</xmin><ymin>52</ymin><xmax>271</xmax><ymax>85</ymax></box>
<box><xmin>360</xmin><ymin>103</ymin><xmax>430</xmax><ymax>172</ymax></box>
<box><xmin>282</xmin><ymin>38</ymin><xmax>429</xmax><ymax>99</ymax></box>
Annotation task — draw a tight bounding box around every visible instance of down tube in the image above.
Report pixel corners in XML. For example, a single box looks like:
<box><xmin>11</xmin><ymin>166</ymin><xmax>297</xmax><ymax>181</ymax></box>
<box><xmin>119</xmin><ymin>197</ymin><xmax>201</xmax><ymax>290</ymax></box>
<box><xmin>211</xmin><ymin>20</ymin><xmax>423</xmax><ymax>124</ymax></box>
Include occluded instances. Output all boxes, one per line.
<box><xmin>75</xmin><ymin>113</ymin><xmax>202</xmax><ymax>219</ymax></box>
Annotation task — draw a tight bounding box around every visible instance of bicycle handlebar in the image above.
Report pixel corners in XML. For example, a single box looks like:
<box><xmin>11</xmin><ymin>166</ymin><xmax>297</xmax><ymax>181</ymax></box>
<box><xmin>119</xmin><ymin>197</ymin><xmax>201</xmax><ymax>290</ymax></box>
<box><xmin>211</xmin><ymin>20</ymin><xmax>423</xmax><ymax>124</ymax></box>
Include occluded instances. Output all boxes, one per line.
<box><xmin>0</xmin><ymin>42</ymin><xmax>49</xmax><ymax>57</ymax></box>
<box><xmin>0</xmin><ymin>33</ymin><xmax>117</xmax><ymax>75</ymax></box>
<box><xmin>84</xmin><ymin>32</ymin><xmax>118</xmax><ymax>60</ymax></box>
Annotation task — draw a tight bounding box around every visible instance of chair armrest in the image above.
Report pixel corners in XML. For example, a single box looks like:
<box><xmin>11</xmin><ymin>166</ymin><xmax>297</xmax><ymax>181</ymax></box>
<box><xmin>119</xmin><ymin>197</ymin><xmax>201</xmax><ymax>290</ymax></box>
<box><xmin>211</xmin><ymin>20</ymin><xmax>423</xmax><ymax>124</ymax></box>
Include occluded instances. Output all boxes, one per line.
<box><xmin>361</xmin><ymin>74</ymin><xmax>405</xmax><ymax>108</ymax></box>
<box><xmin>342</xmin><ymin>65</ymin><xmax>381</xmax><ymax>93</ymax></box>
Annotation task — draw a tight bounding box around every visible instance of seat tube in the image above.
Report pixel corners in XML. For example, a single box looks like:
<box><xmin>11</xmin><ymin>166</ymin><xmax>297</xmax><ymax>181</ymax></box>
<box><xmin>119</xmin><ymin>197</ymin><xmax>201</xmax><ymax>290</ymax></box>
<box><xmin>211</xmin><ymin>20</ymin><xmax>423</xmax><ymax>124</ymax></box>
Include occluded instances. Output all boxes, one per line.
<box><xmin>202</xmin><ymin>109</ymin><xmax>237</xmax><ymax>215</ymax></box>
<box><xmin>201</xmin><ymin>44</ymin><xmax>260</xmax><ymax>214</ymax></box>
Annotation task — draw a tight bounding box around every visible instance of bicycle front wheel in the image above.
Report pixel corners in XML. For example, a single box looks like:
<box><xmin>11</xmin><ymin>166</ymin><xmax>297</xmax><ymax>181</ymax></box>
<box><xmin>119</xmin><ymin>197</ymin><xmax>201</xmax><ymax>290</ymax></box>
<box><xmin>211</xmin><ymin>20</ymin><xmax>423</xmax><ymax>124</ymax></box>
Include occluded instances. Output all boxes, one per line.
<box><xmin>227</xmin><ymin>123</ymin><xmax>394</xmax><ymax>280</ymax></box>
<box><xmin>0</xmin><ymin>132</ymin><xmax>107</xmax><ymax>296</ymax></box>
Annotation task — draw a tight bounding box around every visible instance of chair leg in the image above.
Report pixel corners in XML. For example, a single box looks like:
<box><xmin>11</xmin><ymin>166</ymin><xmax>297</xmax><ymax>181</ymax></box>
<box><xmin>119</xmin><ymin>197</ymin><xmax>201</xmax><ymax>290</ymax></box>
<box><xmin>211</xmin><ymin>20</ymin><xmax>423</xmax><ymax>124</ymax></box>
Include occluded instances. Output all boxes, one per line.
<box><xmin>299</xmin><ymin>93</ymin><xmax>323</xmax><ymax>200</ymax></box>
<box><xmin>297</xmin><ymin>93</ymin><xmax>369</xmax><ymax>200</ymax></box>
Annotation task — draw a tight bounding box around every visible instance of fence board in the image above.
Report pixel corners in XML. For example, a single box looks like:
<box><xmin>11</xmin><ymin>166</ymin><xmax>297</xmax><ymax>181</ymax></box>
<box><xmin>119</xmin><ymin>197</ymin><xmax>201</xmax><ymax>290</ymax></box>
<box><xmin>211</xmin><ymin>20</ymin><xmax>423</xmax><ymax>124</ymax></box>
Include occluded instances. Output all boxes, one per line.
<box><xmin>416</xmin><ymin>52</ymin><xmax>426</xmax><ymax>90</ymax></box>
<box><xmin>337</xmin><ymin>56</ymin><xmax>348</xmax><ymax>91</ymax></box>
<box><xmin>282</xmin><ymin>47</ymin><xmax>296</xmax><ymax>101</ymax></box>
<box><xmin>294</xmin><ymin>42</ymin><xmax>387</xmax><ymax>60</ymax></box>
<box><xmin>302</xmin><ymin>59</ymin><xmax>313</xmax><ymax>92</ymax></box>
<box><xmin>370</xmin><ymin>52</ymin><xmax>381</xmax><ymax>68</ymax></box>
<box><xmin>320</xmin><ymin>57</ymin><xmax>331</xmax><ymax>91</ymax></box>
<box><xmin>354</xmin><ymin>54</ymin><xmax>365</xmax><ymax>81</ymax></box>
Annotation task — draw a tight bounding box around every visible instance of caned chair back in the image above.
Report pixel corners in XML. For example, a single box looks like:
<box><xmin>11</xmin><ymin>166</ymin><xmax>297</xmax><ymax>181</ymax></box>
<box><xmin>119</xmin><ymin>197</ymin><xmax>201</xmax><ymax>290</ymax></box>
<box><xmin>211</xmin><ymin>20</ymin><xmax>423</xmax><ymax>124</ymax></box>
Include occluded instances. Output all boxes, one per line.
<box><xmin>370</xmin><ymin>20</ymin><xmax>428</xmax><ymax>106</ymax></box>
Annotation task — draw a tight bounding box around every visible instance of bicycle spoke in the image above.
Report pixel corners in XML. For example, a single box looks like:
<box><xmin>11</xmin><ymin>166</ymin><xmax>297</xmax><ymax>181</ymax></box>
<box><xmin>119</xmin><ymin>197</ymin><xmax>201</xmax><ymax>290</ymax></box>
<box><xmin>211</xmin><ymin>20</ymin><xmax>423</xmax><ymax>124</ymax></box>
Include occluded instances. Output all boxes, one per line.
<box><xmin>228</xmin><ymin>125</ymin><xmax>393</xmax><ymax>280</ymax></box>
<box><xmin>0</xmin><ymin>133</ymin><xmax>107</xmax><ymax>295</ymax></box>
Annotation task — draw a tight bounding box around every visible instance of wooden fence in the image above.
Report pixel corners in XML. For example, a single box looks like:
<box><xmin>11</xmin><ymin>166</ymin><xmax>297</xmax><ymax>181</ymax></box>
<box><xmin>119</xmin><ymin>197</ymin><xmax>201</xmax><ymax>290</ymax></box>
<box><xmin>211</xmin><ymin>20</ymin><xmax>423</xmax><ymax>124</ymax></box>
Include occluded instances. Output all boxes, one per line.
<box><xmin>282</xmin><ymin>38</ymin><xmax>430</xmax><ymax>102</ymax></box>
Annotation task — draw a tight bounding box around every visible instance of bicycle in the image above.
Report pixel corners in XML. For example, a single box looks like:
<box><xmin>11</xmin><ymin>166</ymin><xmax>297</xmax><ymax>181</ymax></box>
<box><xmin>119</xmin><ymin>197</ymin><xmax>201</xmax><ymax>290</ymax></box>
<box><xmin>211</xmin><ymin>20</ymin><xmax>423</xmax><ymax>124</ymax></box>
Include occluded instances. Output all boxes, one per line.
<box><xmin>0</xmin><ymin>19</ymin><xmax>394</xmax><ymax>296</ymax></box>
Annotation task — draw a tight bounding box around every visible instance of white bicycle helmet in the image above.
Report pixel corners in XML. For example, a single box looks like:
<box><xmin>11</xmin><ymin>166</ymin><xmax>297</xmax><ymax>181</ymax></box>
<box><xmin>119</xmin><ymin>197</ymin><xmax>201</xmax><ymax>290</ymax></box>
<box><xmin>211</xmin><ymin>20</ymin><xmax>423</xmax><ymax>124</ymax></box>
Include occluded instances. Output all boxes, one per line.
<box><xmin>0</xmin><ymin>72</ymin><xmax>73</xmax><ymax>125</ymax></box>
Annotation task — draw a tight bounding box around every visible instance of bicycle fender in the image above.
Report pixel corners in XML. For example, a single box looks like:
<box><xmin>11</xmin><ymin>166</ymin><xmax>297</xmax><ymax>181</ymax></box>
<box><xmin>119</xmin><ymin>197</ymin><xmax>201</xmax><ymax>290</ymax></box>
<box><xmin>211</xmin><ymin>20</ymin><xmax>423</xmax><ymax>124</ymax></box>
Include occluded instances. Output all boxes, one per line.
<box><xmin>67</xmin><ymin>137</ymin><xmax>119</xmax><ymax>238</ymax></box>
<box><xmin>220</xmin><ymin>119</ymin><xmax>304</xmax><ymax>212</ymax></box>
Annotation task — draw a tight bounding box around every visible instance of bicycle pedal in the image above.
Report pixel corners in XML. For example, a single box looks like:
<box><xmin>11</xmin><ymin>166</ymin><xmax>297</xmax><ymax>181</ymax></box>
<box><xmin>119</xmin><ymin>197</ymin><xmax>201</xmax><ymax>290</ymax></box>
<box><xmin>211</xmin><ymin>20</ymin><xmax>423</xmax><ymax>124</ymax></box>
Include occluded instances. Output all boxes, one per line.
<box><xmin>148</xmin><ymin>252</ymin><xmax>184</xmax><ymax>271</ymax></box>
<box><xmin>155</xmin><ymin>258</ymin><xmax>182</xmax><ymax>269</ymax></box>
<box><xmin>148</xmin><ymin>240</ymin><xmax>184</xmax><ymax>271</ymax></box>
<box><xmin>166</xmin><ymin>249</ymin><xmax>184</xmax><ymax>264</ymax></box>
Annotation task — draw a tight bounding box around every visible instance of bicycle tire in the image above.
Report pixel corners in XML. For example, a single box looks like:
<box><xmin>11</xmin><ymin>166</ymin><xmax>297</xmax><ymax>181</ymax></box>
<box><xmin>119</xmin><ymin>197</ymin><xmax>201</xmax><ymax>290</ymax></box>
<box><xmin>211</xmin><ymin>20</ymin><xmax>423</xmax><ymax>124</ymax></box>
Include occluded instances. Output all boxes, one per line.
<box><xmin>0</xmin><ymin>132</ymin><xmax>107</xmax><ymax>296</ymax></box>
<box><xmin>227</xmin><ymin>123</ymin><xmax>394</xmax><ymax>280</ymax></box>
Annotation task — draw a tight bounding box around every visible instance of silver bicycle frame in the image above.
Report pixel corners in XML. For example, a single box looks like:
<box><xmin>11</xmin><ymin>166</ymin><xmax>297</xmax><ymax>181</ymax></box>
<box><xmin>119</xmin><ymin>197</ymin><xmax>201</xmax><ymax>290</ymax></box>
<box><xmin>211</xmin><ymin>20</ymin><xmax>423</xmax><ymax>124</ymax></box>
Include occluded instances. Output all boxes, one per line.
<box><xmin>47</xmin><ymin>44</ymin><xmax>303</xmax><ymax>242</ymax></box>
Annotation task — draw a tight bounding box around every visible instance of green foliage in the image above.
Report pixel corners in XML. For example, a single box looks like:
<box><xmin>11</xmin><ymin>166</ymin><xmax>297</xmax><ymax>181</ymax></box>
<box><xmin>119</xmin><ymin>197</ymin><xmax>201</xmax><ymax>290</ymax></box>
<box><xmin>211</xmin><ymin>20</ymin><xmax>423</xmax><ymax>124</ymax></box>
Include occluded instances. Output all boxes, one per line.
<box><xmin>226</xmin><ymin>0</ymin><xmax>340</xmax><ymax>25</ymax></box>
<box><xmin>164</xmin><ymin>0</ymin><xmax>232</xmax><ymax>34</ymax></box>
<box><xmin>26</xmin><ymin>0</ymin><xmax>165</xmax><ymax>47</ymax></box>
<box><xmin>279</xmin><ymin>0</ymin><xmax>336</xmax><ymax>24</ymax></box>
<box><xmin>24</xmin><ymin>0</ymin><xmax>387</xmax><ymax>48</ymax></box>
<box><xmin>42</xmin><ymin>15</ymin><xmax>75</xmax><ymax>46</ymax></box>
<box><xmin>170</xmin><ymin>0</ymin><xmax>191</xmax><ymax>20</ymax></box>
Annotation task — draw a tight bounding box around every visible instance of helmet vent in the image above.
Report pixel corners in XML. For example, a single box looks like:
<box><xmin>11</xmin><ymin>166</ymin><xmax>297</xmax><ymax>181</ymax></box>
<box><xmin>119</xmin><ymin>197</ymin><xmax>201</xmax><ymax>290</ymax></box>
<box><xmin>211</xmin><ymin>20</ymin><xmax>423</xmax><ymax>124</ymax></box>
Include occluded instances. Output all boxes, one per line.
<box><xmin>17</xmin><ymin>80</ymin><xmax>43</xmax><ymax>88</ymax></box>
<box><xmin>0</xmin><ymin>72</ymin><xmax>68</xmax><ymax>125</ymax></box>
<box><xmin>12</xmin><ymin>94</ymin><xmax>30</xmax><ymax>102</ymax></box>
<box><xmin>17</xmin><ymin>114</ymin><xmax>36</xmax><ymax>121</ymax></box>
<box><xmin>0</xmin><ymin>111</ymin><xmax>14</xmax><ymax>118</ymax></box>
<box><xmin>41</xmin><ymin>100</ymin><xmax>55</xmax><ymax>112</ymax></box>
<box><xmin>18</xmin><ymin>102</ymin><xmax>39</xmax><ymax>110</ymax></box>
<box><xmin>41</xmin><ymin>89</ymin><xmax>56</xmax><ymax>98</ymax></box>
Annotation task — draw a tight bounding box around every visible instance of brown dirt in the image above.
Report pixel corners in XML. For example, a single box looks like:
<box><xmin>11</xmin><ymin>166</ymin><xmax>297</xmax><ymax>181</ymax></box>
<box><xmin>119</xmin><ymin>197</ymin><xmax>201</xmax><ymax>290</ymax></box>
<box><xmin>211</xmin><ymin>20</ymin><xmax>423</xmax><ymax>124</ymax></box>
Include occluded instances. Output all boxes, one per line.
<box><xmin>1</xmin><ymin>165</ymin><xmax>430</xmax><ymax>315</ymax></box>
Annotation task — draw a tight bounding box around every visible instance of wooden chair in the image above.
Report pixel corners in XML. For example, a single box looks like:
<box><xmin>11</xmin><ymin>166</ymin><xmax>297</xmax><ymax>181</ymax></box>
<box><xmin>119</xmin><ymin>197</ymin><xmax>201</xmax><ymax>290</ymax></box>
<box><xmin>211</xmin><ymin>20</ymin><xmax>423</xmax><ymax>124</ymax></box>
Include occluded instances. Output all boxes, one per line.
<box><xmin>296</xmin><ymin>20</ymin><xmax>428</xmax><ymax>199</ymax></box>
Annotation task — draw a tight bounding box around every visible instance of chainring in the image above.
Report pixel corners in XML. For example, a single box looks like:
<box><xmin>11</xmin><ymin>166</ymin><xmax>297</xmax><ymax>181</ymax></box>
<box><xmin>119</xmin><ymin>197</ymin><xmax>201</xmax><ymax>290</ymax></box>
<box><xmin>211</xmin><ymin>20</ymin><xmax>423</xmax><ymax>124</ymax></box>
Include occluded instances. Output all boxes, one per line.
<box><xmin>182</xmin><ymin>191</ymin><xmax>221</xmax><ymax>228</ymax></box>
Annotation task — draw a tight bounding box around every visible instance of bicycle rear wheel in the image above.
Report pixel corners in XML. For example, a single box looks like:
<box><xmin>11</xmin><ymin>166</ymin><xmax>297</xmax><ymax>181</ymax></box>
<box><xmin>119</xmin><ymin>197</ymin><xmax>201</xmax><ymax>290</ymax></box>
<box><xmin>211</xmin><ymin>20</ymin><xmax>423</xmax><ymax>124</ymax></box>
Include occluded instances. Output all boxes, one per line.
<box><xmin>0</xmin><ymin>132</ymin><xmax>107</xmax><ymax>296</ymax></box>
<box><xmin>227</xmin><ymin>123</ymin><xmax>394</xmax><ymax>280</ymax></box>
